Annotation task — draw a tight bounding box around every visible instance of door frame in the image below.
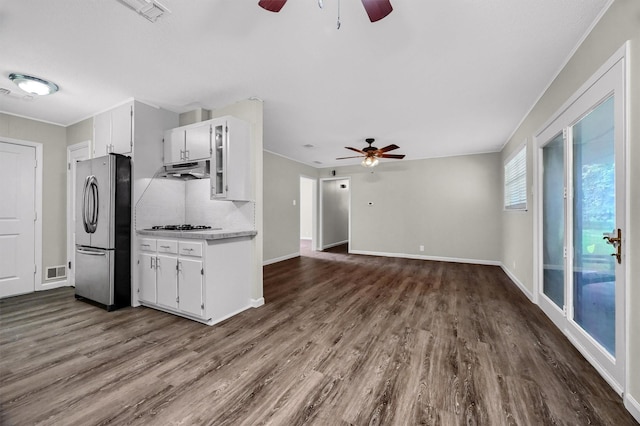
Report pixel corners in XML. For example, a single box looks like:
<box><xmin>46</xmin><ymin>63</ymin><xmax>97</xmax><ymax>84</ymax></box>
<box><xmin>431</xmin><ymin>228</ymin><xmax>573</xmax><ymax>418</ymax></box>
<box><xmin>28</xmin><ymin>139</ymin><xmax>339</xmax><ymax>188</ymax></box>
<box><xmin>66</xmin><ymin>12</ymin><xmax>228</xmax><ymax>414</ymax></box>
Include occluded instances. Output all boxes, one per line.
<box><xmin>66</xmin><ymin>141</ymin><xmax>91</xmax><ymax>288</ymax></box>
<box><xmin>318</xmin><ymin>176</ymin><xmax>351</xmax><ymax>251</ymax></box>
<box><xmin>0</xmin><ymin>137</ymin><xmax>43</xmax><ymax>291</ymax></box>
<box><xmin>533</xmin><ymin>42</ymin><xmax>629</xmax><ymax>394</ymax></box>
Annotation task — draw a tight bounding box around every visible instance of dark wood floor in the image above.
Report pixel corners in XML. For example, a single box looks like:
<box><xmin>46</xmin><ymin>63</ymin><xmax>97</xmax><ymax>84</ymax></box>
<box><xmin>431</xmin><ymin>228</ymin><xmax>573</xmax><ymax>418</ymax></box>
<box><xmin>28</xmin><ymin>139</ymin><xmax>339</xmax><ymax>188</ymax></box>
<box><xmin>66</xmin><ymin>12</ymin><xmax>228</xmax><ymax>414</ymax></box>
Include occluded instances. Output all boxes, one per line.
<box><xmin>1</xmin><ymin>246</ymin><xmax>637</xmax><ymax>425</ymax></box>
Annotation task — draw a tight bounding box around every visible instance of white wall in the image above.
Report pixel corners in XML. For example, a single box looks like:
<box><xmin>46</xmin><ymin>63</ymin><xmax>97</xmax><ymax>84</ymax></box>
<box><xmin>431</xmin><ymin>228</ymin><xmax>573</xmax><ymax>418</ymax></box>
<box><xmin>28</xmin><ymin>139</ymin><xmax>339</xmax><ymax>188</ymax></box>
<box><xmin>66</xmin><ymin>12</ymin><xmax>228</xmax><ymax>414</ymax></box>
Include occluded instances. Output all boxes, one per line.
<box><xmin>263</xmin><ymin>151</ymin><xmax>318</xmax><ymax>263</ymax></box>
<box><xmin>321</xmin><ymin>178</ymin><xmax>349</xmax><ymax>248</ymax></box>
<box><xmin>323</xmin><ymin>152</ymin><xmax>503</xmax><ymax>263</ymax></box>
<box><xmin>500</xmin><ymin>0</ymin><xmax>640</xmax><ymax>417</ymax></box>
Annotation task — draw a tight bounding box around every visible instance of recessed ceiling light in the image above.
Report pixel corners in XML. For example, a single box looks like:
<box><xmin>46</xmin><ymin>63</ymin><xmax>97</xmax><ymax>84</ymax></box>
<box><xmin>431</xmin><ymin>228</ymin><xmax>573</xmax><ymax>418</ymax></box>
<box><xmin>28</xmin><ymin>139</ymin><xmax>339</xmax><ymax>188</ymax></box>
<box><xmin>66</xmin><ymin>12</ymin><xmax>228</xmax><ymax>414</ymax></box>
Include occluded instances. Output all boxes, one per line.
<box><xmin>8</xmin><ymin>73</ymin><xmax>59</xmax><ymax>96</ymax></box>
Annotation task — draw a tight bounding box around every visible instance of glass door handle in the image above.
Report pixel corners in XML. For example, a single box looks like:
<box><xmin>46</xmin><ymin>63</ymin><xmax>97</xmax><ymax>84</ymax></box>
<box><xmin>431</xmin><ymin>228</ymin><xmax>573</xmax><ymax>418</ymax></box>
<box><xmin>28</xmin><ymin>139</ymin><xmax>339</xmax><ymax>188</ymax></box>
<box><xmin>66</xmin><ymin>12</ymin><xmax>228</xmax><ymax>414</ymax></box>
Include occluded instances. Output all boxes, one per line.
<box><xmin>603</xmin><ymin>228</ymin><xmax>622</xmax><ymax>264</ymax></box>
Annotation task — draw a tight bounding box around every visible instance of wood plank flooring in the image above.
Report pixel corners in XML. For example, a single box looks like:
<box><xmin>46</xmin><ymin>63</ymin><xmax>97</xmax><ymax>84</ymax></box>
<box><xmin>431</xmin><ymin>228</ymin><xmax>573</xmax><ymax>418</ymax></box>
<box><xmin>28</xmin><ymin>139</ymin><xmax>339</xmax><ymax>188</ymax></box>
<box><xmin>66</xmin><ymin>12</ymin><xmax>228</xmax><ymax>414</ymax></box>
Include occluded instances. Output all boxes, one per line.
<box><xmin>1</xmin><ymin>245</ymin><xmax>637</xmax><ymax>425</ymax></box>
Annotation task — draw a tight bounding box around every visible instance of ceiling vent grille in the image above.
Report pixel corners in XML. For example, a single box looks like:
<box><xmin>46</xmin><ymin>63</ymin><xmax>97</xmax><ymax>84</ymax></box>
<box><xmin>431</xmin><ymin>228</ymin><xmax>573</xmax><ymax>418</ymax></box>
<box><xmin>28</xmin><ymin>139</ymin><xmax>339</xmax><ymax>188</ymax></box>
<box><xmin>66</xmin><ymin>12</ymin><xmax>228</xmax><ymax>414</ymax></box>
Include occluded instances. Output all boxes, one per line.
<box><xmin>118</xmin><ymin>0</ymin><xmax>170</xmax><ymax>22</ymax></box>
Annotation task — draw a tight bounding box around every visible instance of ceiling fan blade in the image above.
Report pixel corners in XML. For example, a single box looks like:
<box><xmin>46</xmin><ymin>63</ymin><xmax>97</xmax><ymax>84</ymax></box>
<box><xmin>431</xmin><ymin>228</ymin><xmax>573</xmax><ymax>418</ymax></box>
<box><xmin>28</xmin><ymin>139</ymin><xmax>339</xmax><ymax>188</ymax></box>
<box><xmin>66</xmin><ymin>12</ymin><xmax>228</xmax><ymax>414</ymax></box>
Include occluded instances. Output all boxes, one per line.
<box><xmin>380</xmin><ymin>154</ymin><xmax>405</xmax><ymax>159</ymax></box>
<box><xmin>258</xmin><ymin>0</ymin><xmax>288</xmax><ymax>12</ymax></box>
<box><xmin>361</xmin><ymin>0</ymin><xmax>393</xmax><ymax>22</ymax></box>
<box><xmin>345</xmin><ymin>147</ymin><xmax>367</xmax><ymax>154</ymax></box>
<box><xmin>378</xmin><ymin>144</ymin><xmax>399</xmax><ymax>153</ymax></box>
<box><xmin>336</xmin><ymin>155</ymin><xmax>364</xmax><ymax>160</ymax></box>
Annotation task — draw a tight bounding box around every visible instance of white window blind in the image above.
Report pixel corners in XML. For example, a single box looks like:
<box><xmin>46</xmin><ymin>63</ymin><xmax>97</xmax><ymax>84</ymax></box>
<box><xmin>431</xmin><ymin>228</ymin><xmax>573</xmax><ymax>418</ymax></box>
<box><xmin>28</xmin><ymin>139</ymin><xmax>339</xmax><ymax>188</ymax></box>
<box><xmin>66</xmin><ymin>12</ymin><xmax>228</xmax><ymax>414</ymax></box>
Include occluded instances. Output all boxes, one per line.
<box><xmin>504</xmin><ymin>145</ymin><xmax>527</xmax><ymax>210</ymax></box>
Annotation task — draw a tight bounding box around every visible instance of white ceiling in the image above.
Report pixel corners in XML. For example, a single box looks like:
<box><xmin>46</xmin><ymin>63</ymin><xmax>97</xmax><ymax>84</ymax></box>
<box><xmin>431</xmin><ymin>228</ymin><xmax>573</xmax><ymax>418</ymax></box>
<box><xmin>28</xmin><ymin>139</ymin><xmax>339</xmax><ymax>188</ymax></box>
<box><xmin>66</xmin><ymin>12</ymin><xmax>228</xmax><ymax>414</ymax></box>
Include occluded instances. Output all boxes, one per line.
<box><xmin>0</xmin><ymin>0</ymin><xmax>610</xmax><ymax>167</ymax></box>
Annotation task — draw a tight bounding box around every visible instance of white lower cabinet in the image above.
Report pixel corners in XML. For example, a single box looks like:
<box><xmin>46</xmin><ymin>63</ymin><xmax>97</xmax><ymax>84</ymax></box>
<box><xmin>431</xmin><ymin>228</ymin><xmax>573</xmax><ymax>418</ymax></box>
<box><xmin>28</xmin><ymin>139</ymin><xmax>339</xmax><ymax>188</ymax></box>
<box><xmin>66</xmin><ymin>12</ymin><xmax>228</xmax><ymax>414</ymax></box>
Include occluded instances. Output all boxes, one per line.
<box><xmin>178</xmin><ymin>257</ymin><xmax>204</xmax><ymax>317</ymax></box>
<box><xmin>137</xmin><ymin>238</ymin><xmax>205</xmax><ymax>319</ymax></box>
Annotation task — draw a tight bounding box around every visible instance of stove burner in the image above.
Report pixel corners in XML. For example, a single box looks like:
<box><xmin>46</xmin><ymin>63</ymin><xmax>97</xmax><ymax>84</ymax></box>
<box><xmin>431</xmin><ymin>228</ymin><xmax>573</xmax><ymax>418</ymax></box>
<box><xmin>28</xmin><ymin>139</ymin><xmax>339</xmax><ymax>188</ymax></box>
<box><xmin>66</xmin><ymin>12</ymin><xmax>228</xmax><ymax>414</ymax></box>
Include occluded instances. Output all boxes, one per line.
<box><xmin>150</xmin><ymin>224</ymin><xmax>212</xmax><ymax>231</ymax></box>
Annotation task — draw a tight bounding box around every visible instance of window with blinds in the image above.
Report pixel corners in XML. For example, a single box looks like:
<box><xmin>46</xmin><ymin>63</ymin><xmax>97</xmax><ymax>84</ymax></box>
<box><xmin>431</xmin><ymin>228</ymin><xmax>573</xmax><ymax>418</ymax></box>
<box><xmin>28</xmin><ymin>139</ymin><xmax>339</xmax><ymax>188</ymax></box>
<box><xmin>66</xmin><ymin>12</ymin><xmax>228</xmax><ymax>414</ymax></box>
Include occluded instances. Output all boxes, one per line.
<box><xmin>504</xmin><ymin>145</ymin><xmax>527</xmax><ymax>210</ymax></box>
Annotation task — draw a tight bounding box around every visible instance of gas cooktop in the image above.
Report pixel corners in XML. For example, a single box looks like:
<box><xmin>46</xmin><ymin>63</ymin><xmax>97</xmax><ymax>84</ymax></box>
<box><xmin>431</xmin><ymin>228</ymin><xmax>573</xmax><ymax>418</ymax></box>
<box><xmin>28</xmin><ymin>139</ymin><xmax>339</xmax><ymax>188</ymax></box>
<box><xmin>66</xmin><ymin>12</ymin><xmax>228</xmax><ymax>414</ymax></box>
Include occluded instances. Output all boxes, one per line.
<box><xmin>149</xmin><ymin>224</ymin><xmax>212</xmax><ymax>231</ymax></box>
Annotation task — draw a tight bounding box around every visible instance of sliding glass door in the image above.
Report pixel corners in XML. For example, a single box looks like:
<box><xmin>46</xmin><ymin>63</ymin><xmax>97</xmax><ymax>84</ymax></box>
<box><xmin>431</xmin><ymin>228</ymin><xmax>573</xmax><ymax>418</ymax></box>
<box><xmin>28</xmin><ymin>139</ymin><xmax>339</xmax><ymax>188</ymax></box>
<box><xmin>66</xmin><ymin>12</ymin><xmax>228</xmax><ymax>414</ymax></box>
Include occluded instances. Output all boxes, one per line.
<box><xmin>536</xmin><ymin>52</ymin><xmax>626</xmax><ymax>392</ymax></box>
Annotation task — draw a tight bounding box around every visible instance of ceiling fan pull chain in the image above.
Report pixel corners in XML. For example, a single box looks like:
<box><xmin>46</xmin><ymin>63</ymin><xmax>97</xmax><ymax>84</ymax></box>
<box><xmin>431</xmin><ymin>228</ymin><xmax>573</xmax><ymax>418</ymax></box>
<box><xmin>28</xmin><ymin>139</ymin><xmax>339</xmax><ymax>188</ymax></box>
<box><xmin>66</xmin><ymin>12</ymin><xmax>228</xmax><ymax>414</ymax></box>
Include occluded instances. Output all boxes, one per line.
<box><xmin>337</xmin><ymin>0</ymin><xmax>341</xmax><ymax>29</ymax></box>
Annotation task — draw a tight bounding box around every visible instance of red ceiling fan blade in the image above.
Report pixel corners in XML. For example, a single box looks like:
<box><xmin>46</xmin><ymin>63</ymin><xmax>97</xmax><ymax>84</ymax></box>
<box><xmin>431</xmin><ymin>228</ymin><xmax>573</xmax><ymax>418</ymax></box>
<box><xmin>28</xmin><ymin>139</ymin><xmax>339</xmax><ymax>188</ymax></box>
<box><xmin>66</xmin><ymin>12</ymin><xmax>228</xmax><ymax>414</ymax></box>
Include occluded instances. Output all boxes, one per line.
<box><xmin>380</xmin><ymin>154</ymin><xmax>405</xmax><ymax>159</ymax></box>
<box><xmin>336</xmin><ymin>155</ymin><xmax>365</xmax><ymax>160</ymax></box>
<box><xmin>361</xmin><ymin>0</ymin><xmax>393</xmax><ymax>22</ymax></box>
<box><xmin>378</xmin><ymin>144</ymin><xmax>399</xmax><ymax>153</ymax></box>
<box><xmin>258</xmin><ymin>0</ymin><xmax>288</xmax><ymax>12</ymax></box>
<box><xmin>345</xmin><ymin>147</ymin><xmax>367</xmax><ymax>155</ymax></box>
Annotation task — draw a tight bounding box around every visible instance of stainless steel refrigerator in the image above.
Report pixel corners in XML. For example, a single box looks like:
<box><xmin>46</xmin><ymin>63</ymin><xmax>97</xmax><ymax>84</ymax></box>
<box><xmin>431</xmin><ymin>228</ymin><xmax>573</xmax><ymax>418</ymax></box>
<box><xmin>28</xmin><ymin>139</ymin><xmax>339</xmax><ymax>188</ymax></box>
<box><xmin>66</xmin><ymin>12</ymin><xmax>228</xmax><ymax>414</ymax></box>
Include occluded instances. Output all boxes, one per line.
<box><xmin>75</xmin><ymin>153</ymin><xmax>131</xmax><ymax>311</ymax></box>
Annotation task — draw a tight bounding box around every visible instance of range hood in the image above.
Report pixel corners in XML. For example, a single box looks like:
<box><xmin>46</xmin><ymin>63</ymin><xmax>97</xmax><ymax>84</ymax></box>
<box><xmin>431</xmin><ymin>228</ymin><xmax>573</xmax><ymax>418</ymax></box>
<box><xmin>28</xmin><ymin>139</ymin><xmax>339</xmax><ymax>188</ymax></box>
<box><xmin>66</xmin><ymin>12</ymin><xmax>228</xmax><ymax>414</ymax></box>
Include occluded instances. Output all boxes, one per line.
<box><xmin>158</xmin><ymin>160</ymin><xmax>210</xmax><ymax>180</ymax></box>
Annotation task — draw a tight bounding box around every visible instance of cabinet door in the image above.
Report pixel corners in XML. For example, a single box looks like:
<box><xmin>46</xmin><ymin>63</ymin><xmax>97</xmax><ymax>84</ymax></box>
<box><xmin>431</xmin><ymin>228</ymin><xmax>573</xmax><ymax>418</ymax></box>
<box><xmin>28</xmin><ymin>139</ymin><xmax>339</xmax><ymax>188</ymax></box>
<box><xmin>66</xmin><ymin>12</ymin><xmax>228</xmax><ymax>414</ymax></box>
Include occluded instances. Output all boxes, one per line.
<box><xmin>185</xmin><ymin>124</ymin><xmax>211</xmax><ymax>161</ymax></box>
<box><xmin>211</xmin><ymin>122</ymin><xmax>226</xmax><ymax>198</ymax></box>
<box><xmin>224</xmin><ymin>118</ymin><xmax>251</xmax><ymax>201</ymax></box>
<box><xmin>156</xmin><ymin>254</ymin><xmax>178</xmax><ymax>309</ymax></box>
<box><xmin>138</xmin><ymin>252</ymin><xmax>157</xmax><ymax>303</ymax></box>
<box><xmin>164</xmin><ymin>128</ymin><xmax>185</xmax><ymax>164</ymax></box>
<box><xmin>110</xmin><ymin>102</ymin><xmax>133</xmax><ymax>154</ymax></box>
<box><xmin>93</xmin><ymin>112</ymin><xmax>111</xmax><ymax>157</ymax></box>
<box><xmin>178</xmin><ymin>258</ymin><xmax>204</xmax><ymax>317</ymax></box>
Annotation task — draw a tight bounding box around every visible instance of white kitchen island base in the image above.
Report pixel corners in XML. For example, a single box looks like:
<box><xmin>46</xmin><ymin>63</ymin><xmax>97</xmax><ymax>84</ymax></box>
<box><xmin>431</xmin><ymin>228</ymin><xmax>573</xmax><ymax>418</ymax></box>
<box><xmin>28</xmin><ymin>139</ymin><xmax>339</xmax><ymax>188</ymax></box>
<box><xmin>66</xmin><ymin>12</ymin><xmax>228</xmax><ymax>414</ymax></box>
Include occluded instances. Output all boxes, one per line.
<box><xmin>136</xmin><ymin>230</ymin><xmax>257</xmax><ymax>325</ymax></box>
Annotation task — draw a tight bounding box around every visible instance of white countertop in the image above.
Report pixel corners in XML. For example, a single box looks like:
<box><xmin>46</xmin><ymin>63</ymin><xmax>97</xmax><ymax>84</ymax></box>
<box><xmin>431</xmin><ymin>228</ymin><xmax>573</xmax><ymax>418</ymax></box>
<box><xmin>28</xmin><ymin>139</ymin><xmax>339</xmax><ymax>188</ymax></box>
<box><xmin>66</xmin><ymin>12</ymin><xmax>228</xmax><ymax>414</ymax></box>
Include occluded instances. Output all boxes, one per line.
<box><xmin>136</xmin><ymin>229</ymin><xmax>257</xmax><ymax>240</ymax></box>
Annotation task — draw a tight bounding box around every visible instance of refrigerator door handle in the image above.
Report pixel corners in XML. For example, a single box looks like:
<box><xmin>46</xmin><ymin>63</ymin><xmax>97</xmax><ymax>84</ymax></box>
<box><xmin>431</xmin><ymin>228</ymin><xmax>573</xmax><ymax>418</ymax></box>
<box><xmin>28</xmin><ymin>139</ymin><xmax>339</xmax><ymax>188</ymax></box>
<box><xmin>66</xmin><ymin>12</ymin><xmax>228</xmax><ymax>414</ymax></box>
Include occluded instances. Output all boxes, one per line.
<box><xmin>76</xmin><ymin>247</ymin><xmax>107</xmax><ymax>256</ymax></box>
<box><xmin>88</xmin><ymin>176</ymin><xmax>99</xmax><ymax>233</ymax></box>
<box><xmin>82</xmin><ymin>175</ymin><xmax>91</xmax><ymax>233</ymax></box>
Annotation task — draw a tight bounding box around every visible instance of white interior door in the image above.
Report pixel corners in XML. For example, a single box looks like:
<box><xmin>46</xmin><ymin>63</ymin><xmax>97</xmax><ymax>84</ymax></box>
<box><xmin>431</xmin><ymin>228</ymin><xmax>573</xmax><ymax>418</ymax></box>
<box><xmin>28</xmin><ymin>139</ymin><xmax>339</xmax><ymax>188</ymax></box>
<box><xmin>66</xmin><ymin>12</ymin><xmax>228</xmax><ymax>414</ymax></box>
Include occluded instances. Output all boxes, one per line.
<box><xmin>67</xmin><ymin>142</ymin><xmax>90</xmax><ymax>288</ymax></box>
<box><xmin>0</xmin><ymin>142</ymin><xmax>36</xmax><ymax>298</ymax></box>
<box><xmin>536</xmin><ymin>49</ymin><xmax>627</xmax><ymax>392</ymax></box>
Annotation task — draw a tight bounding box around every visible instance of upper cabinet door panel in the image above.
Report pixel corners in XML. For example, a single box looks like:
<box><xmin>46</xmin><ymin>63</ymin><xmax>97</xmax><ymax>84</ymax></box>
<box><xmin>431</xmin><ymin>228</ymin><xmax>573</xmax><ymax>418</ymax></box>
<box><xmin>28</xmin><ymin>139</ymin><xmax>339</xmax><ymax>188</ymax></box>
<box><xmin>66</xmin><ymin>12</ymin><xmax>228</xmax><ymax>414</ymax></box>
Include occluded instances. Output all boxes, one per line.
<box><xmin>164</xmin><ymin>128</ymin><xmax>185</xmax><ymax>164</ymax></box>
<box><xmin>93</xmin><ymin>112</ymin><xmax>111</xmax><ymax>157</ymax></box>
<box><xmin>110</xmin><ymin>102</ymin><xmax>133</xmax><ymax>155</ymax></box>
<box><xmin>185</xmin><ymin>124</ymin><xmax>211</xmax><ymax>161</ymax></box>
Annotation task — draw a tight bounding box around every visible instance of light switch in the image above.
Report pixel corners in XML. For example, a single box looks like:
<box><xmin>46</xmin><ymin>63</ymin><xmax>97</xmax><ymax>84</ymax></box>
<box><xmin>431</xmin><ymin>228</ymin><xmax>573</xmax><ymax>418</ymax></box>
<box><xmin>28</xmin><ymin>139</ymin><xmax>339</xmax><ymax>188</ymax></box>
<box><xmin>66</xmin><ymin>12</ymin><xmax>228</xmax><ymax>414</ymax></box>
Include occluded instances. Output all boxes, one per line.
<box><xmin>293</xmin><ymin>199</ymin><xmax>297</xmax><ymax>206</ymax></box>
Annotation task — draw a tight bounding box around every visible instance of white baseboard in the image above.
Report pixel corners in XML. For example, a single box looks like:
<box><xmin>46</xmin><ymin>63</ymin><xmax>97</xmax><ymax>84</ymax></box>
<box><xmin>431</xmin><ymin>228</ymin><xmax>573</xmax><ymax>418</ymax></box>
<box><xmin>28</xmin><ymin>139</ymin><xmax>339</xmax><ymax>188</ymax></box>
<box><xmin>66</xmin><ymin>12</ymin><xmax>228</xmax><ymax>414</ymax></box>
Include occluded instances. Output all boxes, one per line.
<box><xmin>322</xmin><ymin>240</ymin><xmax>348</xmax><ymax>250</ymax></box>
<box><xmin>349</xmin><ymin>249</ymin><xmax>501</xmax><ymax>266</ymax></box>
<box><xmin>263</xmin><ymin>252</ymin><xmax>299</xmax><ymax>266</ymax></box>
<box><xmin>625</xmin><ymin>392</ymin><xmax>640</xmax><ymax>423</ymax></box>
<box><xmin>38</xmin><ymin>279</ymin><xmax>69</xmax><ymax>291</ymax></box>
<box><xmin>251</xmin><ymin>297</ymin><xmax>265</xmax><ymax>308</ymax></box>
<box><xmin>499</xmin><ymin>264</ymin><xmax>534</xmax><ymax>301</ymax></box>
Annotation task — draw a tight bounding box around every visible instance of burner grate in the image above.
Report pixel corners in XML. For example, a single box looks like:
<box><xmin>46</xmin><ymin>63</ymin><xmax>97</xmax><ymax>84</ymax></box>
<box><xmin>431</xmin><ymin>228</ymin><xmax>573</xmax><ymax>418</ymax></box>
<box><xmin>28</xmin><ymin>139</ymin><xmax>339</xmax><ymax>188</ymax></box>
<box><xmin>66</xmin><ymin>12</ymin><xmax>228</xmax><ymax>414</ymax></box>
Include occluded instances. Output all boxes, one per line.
<box><xmin>150</xmin><ymin>224</ymin><xmax>212</xmax><ymax>231</ymax></box>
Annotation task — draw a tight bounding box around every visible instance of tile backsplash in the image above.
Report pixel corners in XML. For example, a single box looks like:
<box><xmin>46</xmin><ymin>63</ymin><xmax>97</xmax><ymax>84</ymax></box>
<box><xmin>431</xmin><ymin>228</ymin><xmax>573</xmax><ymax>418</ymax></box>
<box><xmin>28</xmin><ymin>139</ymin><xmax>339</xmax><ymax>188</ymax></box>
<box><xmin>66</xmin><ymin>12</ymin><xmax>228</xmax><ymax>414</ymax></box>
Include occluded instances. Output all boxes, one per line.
<box><xmin>135</xmin><ymin>177</ymin><xmax>255</xmax><ymax>230</ymax></box>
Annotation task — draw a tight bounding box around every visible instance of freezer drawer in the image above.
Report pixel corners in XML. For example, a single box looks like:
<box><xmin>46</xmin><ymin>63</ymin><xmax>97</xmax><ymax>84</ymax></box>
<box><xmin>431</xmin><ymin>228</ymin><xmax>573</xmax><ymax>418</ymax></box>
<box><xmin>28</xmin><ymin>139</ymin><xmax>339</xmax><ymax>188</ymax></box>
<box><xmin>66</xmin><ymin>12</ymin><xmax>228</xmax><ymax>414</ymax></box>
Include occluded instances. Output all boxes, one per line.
<box><xmin>75</xmin><ymin>246</ymin><xmax>114</xmax><ymax>308</ymax></box>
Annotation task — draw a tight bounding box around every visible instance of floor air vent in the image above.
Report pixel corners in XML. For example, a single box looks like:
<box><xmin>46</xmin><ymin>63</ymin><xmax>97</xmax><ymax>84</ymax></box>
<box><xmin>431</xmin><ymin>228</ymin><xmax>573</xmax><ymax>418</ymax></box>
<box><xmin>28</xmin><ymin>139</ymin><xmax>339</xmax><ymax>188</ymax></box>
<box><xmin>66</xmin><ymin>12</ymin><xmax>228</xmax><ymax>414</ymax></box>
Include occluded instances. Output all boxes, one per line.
<box><xmin>46</xmin><ymin>265</ymin><xmax>66</xmax><ymax>280</ymax></box>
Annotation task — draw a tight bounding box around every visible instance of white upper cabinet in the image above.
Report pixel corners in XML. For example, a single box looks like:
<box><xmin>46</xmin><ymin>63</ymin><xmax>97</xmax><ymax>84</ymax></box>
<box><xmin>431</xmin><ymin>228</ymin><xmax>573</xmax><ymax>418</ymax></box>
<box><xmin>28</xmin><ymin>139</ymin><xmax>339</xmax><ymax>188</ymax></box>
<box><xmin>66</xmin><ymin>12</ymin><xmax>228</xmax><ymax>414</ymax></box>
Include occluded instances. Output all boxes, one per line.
<box><xmin>164</xmin><ymin>128</ymin><xmax>185</xmax><ymax>164</ymax></box>
<box><xmin>93</xmin><ymin>101</ymin><xmax>133</xmax><ymax>156</ymax></box>
<box><xmin>210</xmin><ymin>116</ymin><xmax>252</xmax><ymax>201</ymax></box>
<box><xmin>163</xmin><ymin>121</ymin><xmax>212</xmax><ymax>164</ymax></box>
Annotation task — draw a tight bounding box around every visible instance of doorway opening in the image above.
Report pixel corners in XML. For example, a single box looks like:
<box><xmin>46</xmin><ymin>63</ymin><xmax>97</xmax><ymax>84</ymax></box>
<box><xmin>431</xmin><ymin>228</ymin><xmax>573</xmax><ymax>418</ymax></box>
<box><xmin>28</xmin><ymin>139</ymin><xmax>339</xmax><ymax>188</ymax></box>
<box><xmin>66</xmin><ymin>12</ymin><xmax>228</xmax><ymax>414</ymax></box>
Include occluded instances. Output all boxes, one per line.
<box><xmin>318</xmin><ymin>177</ymin><xmax>350</xmax><ymax>253</ymax></box>
<box><xmin>299</xmin><ymin>176</ymin><xmax>317</xmax><ymax>256</ymax></box>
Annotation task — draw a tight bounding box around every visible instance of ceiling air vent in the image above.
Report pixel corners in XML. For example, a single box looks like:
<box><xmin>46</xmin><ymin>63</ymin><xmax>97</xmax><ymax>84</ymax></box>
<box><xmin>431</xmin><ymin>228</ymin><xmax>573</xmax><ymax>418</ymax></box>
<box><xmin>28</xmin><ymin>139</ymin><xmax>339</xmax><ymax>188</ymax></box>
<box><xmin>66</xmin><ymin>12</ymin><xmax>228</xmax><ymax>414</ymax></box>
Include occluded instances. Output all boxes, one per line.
<box><xmin>117</xmin><ymin>0</ymin><xmax>170</xmax><ymax>22</ymax></box>
<box><xmin>0</xmin><ymin>88</ymin><xmax>11</xmax><ymax>95</ymax></box>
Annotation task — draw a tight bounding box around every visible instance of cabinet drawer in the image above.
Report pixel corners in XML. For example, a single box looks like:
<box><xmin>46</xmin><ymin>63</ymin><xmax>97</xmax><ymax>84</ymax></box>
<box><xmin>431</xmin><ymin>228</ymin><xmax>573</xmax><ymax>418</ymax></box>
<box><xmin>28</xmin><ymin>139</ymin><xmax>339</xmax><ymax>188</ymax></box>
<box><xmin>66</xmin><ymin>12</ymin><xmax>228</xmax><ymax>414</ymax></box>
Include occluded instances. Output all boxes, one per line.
<box><xmin>139</xmin><ymin>238</ymin><xmax>156</xmax><ymax>252</ymax></box>
<box><xmin>157</xmin><ymin>240</ymin><xmax>178</xmax><ymax>254</ymax></box>
<box><xmin>179</xmin><ymin>241</ymin><xmax>203</xmax><ymax>257</ymax></box>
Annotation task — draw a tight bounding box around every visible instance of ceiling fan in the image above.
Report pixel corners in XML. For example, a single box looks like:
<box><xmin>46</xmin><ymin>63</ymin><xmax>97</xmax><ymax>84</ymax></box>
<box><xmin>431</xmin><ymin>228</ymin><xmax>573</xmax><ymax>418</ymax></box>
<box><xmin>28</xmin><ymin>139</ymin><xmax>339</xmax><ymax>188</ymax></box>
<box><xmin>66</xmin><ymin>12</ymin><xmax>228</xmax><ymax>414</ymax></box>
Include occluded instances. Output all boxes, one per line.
<box><xmin>337</xmin><ymin>138</ymin><xmax>405</xmax><ymax>167</ymax></box>
<box><xmin>258</xmin><ymin>0</ymin><xmax>393</xmax><ymax>23</ymax></box>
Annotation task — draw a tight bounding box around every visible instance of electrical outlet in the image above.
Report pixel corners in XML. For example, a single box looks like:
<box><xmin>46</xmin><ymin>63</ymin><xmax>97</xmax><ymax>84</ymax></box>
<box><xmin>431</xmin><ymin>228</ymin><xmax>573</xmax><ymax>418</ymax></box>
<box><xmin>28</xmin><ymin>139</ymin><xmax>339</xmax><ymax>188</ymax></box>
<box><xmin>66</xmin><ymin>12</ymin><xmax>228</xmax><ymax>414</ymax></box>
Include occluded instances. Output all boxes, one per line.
<box><xmin>419</xmin><ymin>245</ymin><xmax>424</xmax><ymax>252</ymax></box>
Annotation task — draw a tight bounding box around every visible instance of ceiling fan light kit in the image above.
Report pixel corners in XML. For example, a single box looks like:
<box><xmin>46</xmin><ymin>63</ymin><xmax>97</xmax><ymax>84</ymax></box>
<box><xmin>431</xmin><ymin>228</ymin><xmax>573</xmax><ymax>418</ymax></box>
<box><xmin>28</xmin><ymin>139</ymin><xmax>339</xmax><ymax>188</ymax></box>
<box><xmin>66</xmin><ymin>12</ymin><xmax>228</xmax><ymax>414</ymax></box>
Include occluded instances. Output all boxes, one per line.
<box><xmin>362</xmin><ymin>156</ymin><xmax>379</xmax><ymax>168</ymax></box>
